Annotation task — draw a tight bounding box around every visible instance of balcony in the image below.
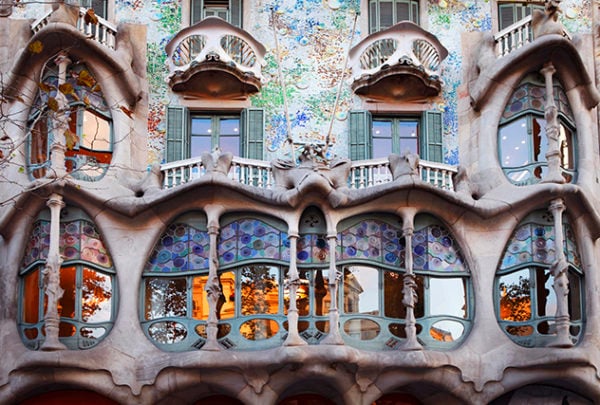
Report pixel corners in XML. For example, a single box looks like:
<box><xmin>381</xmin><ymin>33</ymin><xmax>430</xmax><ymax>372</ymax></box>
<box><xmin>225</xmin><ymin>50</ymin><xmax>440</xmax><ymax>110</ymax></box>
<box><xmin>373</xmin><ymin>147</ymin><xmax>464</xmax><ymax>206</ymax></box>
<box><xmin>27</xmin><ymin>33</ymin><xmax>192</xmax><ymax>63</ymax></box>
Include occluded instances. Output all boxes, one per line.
<box><xmin>348</xmin><ymin>22</ymin><xmax>448</xmax><ymax>102</ymax></box>
<box><xmin>160</xmin><ymin>155</ymin><xmax>457</xmax><ymax>192</ymax></box>
<box><xmin>31</xmin><ymin>6</ymin><xmax>117</xmax><ymax>50</ymax></box>
<box><xmin>165</xmin><ymin>17</ymin><xmax>266</xmax><ymax>99</ymax></box>
<box><xmin>494</xmin><ymin>15</ymin><xmax>570</xmax><ymax>58</ymax></box>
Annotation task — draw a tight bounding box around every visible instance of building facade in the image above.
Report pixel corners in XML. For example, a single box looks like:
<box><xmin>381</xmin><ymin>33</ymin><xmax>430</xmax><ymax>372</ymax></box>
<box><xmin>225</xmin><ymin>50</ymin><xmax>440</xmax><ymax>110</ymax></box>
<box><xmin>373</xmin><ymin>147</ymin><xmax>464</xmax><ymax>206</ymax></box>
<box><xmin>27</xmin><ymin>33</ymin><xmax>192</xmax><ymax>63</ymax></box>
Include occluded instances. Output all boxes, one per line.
<box><xmin>1</xmin><ymin>0</ymin><xmax>600</xmax><ymax>403</ymax></box>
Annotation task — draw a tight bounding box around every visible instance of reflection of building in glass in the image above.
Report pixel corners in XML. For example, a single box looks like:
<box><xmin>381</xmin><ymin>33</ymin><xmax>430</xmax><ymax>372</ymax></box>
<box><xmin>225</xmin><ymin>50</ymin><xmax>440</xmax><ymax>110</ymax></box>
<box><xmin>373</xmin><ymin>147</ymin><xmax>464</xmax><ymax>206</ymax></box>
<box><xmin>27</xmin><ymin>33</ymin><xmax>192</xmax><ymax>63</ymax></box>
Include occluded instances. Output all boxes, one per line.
<box><xmin>2</xmin><ymin>0</ymin><xmax>600</xmax><ymax>403</ymax></box>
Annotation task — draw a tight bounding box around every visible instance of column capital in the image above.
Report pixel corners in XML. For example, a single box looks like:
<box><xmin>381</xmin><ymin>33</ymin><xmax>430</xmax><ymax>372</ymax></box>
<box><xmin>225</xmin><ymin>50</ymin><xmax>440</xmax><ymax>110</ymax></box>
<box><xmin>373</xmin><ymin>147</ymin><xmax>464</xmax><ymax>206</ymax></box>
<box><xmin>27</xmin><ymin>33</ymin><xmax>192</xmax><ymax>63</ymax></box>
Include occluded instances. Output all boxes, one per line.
<box><xmin>548</xmin><ymin>198</ymin><xmax>566</xmax><ymax>214</ymax></box>
<box><xmin>540</xmin><ymin>62</ymin><xmax>556</xmax><ymax>78</ymax></box>
<box><xmin>46</xmin><ymin>193</ymin><xmax>65</xmax><ymax>209</ymax></box>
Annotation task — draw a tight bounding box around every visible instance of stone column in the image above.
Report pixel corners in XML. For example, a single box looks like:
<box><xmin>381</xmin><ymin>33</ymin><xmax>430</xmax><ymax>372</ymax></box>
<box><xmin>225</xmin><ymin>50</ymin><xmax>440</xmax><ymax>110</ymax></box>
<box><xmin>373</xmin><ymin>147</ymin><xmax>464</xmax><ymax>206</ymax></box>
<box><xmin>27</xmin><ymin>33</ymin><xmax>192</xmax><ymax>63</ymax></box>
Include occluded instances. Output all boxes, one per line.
<box><xmin>203</xmin><ymin>224</ymin><xmax>222</xmax><ymax>351</ymax></box>
<box><xmin>548</xmin><ymin>198</ymin><xmax>573</xmax><ymax>347</ymax></box>
<box><xmin>540</xmin><ymin>62</ymin><xmax>565</xmax><ymax>184</ymax></box>
<box><xmin>321</xmin><ymin>234</ymin><xmax>344</xmax><ymax>345</ymax></box>
<box><xmin>284</xmin><ymin>234</ymin><xmax>306</xmax><ymax>346</ymax></box>
<box><xmin>40</xmin><ymin>193</ymin><xmax>66</xmax><ymax>351</ymax></box>
<box><xmin>49</xmin><ymin>52</ymin><xmax>71</xmax><ymax>178</ymax></box>
<box><xmin>402</xmin><ymin>225</ymin><xmax>422</xmax><ymax>351</ymax></box>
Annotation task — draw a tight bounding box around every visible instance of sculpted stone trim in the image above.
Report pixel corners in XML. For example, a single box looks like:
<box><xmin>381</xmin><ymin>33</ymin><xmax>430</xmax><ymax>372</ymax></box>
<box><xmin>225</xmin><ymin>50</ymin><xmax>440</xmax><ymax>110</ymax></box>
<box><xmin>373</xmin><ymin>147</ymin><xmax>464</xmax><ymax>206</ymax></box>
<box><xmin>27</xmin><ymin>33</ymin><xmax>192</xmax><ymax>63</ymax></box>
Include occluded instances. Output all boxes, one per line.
<box><xmin>6</xmin><ymin>10</ymin><xmax>142</xmax><ymax>109</ymax></box>
<box><xmin>470</xmin><ymin>35</ymin><xmax>600</xmax><ymax>112</ymax></box>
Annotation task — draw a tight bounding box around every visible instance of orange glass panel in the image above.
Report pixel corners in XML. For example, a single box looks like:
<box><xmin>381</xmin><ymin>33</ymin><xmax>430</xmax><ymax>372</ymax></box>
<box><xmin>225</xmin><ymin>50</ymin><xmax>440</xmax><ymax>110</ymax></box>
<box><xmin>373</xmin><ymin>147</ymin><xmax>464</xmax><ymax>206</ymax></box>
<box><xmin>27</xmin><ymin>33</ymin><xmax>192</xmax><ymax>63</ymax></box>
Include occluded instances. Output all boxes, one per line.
<box><xmin>59</xmin><ymin>266</ymin><xmax>77</xmax><ymax>319</ymax></box>
<box><xmin>22</xmin><ymin>269</ymin><xmax>40</xmax><ymax>323</ymax></box>
<box><xmin>191</xmin><ymin>275</ymin><xmax>209</xmax><ymax>320</ymax></box>
<box><xmin>81</xmin><ymin>268</ymin><xmax>112</xmax><ymax>323</ymax></box>
<box><xmin>499</xmin><ymin>270</ymin><xmax>531</xmax><ymax>321</ymax></box>
<box><xmin>58</xmin><ymin>321</ymin><xmax>76</xmax><ymax>337</ymax></box>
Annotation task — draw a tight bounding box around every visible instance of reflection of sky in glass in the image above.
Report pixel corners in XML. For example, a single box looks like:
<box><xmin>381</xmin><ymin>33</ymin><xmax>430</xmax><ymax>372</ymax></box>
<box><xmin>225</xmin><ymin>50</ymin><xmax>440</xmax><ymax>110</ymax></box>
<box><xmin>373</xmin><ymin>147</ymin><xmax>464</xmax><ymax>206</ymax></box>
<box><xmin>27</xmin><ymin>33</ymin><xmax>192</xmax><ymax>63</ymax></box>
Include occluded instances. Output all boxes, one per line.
<box><xmin>346</xmin><ymin>266</ymin><xmax>379</xmax><ymax>314</ymax></box>
<box><xmin>499</xmin><ymin>118</ymin><xmax>529</xmax><ymax>167</ymax></box>
<box><xmin>372</xmin><ymin>120</ymin><xmax>392</xmax><ymax>159</ymax></box>
<box><xmin>431</xmin><ymin>320</ymin><xmax>464</xmax><ymax>340</ymax></box>
<box><xmin>543</xmin><ymin>270</ymin><xmax>557</xmax><ymax>316</ymax></box>
<box><xmin>398</xmin><ymin>121</ymin><xmax>418</xmax><ymax>155</ymax></box>
<box><xmin>191</xmin><ymin>117</ymin><xmax>211</xmax><ymax>156</ymax></box>
<box><xmin>429</xmin><ymin>278</ymin><xmax>465</xmax><ymax>318</ymax></box>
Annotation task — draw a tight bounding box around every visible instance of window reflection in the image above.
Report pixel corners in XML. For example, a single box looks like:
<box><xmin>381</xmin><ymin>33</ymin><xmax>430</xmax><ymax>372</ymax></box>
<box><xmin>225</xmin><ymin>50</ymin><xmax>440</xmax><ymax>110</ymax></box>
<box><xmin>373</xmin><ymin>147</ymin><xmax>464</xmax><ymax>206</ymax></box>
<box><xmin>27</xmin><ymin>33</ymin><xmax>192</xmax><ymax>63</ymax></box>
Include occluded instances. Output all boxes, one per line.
<box><xmin>241</xmin><ymin>265</ymin><xmax>279</xmax><ymax>315</ymax></box>
<box><xmin>81</xmin><ymin>267</ymin><xmax>112</xmax><ymax>323</ymax></box>
<box><xmin>498</xmin><ymin>77</ymin><xmax>576</xmax><ymax>185</ymax></box>
<box><xmin>343</xmin><ymin>266</ymin><xmax>379</xmax><ymax>315</ymax></box>
<box><xmin>145</xmin><ymin>278</ymin><xmax>187</xmax><ymax>320</ymax></box>
<box><xmin>429</xmin><ymin>278</ymin><xmax>467</xmax><ymax>318</ymax></box>
<box><xmin>499</xmin><ymin>269</ymin><xmax>532</xmax><ymax>323</ymax></box>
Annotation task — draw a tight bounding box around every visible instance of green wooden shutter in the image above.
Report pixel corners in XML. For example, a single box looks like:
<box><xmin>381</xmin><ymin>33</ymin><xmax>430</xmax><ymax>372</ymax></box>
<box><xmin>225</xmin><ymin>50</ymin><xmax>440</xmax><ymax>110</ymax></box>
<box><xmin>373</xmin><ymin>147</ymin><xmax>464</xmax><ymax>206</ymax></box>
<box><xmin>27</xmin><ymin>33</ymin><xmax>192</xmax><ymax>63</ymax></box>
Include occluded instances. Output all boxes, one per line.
<box><xmin>349</xmin><ymin>110</ymin><xmax>372</xmax><ymax>160</ymax></box>
<box><xmin>230</xmin><ymin>0</ymin><xmax>242</xmax><ymax>27</ymax></box>
<box><xmin>191</xmin><ymin>0</ymin><xmax>202</xmax><ymax>24</ymax></box>
<box><xmin>369</xmin><ymin>0</ymin><xmax>378</xmax><ymax>33</ymax></box>
<box><xmin>498</xmin><ymin>4</ymin><xmax>516</xmax><ymax>31</ymax></box>
<box><xmin>241</xmin><ymin>108</ymin><xmax>264</xmax><ymax>159</ymax></box>
<box><xmin>423</xmin><ymin>110</ymin><xmax>443</xmax><ymax>163</ymax></box>
<box><xmin>165</xmin><ymin>106</ymin><xmax>189</xmax><ymax>163</ymax></box>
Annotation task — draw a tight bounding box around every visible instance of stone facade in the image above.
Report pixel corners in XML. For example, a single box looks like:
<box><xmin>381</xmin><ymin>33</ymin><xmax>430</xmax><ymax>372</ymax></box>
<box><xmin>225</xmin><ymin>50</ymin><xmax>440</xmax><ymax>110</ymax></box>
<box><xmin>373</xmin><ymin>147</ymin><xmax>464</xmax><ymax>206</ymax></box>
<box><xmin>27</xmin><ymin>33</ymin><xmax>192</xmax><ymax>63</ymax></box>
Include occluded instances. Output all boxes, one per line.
<box><xmin>1</xmin><ymin>0</ymin><xmax>600</xmax><ymax>404</ymax></box>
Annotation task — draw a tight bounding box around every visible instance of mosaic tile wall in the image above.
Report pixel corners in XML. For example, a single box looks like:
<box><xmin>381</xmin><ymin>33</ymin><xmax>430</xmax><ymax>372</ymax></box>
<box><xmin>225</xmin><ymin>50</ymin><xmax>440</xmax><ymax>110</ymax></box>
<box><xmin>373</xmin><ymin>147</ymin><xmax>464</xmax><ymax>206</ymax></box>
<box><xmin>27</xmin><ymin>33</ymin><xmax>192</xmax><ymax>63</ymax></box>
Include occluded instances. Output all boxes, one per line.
<box><xmin>11</xmin><ymin>0</ymin><xmax>593</xmax><ymax>166</ymax></box>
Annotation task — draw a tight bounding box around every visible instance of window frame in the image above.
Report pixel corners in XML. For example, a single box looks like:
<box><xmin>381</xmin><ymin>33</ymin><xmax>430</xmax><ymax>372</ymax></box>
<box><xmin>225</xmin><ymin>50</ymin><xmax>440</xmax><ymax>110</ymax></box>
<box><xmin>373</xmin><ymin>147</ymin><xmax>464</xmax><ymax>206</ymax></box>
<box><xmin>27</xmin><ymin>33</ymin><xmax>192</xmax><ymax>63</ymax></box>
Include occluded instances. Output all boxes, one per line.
<box><xmin>190</xmin><ymin>113</ymin><xmax>241</xmax><ymax>157</ymax></box>
<box><xmin>165</xmin><ymin>106</ymin><xmax>264</xmax><ymax>162</ymax></box>
<box><xmin>336</xmin><ymin>214</ymin><xmax>472</xmax><ymax>350</ymax></box>
<box><xmin>371</xmin><ymin>116</ymin><xmax>421</xmax><ymax>159</ymax></box>
<box><xmin>348</xmin><ymin>110</ymin><xmax>443</xmax><ymax>163</ymax></box>
<box><xmin>497</xmin><ymin>1</ymin><xmax>545</xmax><ymax>31</ymax></box>
<box><xmin>368</xmin><ymin>0</ymin><xmax>420</xmax><ymax>34</ymax></box>
<box><xmin>190</xmin><ymin>0</ymin><xmax>242</xmax><ymax>27</ymax></box>
<box><xmin>18</xmin><ymin>209</ymin><xmax>117</xmax><ymax>351</ymax></box>
<box><xmin>498</xmin><ymin>76</ymin><xmax>577</xmax><ymax>186</ymax></box>
<box><xmin>495</xmin><ymin>212</ymin><xmax>585</xmax><ymax>347</ymax></box>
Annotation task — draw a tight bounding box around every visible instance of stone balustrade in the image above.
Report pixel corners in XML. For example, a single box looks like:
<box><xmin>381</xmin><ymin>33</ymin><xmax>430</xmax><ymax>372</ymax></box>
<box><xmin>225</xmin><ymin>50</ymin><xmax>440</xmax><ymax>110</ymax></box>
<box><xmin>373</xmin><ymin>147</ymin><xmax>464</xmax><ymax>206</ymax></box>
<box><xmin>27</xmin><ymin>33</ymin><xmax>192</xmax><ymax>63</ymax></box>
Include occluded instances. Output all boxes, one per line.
<box><xmin>161</xmin><ymin>155</ymin><xmax>457</xmax><ymax>192</ymax></box>
<box><xmin>31</xmin><ymin>7</ymin><xmax>117</xmax><ymax>50</ymax></box>
<box><xmin>494</xmin><ymin>15</ymin><xmax>571</xmax><ymax>58</ymax></box>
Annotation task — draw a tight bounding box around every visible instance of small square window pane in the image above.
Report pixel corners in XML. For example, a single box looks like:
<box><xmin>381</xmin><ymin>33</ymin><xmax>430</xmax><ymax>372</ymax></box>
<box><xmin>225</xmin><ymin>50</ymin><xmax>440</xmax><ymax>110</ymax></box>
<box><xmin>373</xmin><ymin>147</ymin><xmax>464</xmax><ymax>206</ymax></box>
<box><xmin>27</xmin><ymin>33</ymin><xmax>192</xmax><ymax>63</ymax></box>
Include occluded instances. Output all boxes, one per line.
<box><xmin>220</xmin><ymin>118</ymin><xmax>240</xmax><ymax>136</ymax></box>
<box><xmin>191</xmin><ymin>135</ymin><xmax>212</xmax><ymax>156</ymax></box>
<box><xmin>191</xmin><ymin>117</ymin><xmax>212</xmax><ymax>135</ymax></box>
<box><xmin>372</xmin><ymin>120</ymin><xmax>392</xmax><ymax>138</ymax></box>
<box><xmin>219</xmin><ymin>136</ymin><xmax>240</xmax><ymax>156</ymax></box>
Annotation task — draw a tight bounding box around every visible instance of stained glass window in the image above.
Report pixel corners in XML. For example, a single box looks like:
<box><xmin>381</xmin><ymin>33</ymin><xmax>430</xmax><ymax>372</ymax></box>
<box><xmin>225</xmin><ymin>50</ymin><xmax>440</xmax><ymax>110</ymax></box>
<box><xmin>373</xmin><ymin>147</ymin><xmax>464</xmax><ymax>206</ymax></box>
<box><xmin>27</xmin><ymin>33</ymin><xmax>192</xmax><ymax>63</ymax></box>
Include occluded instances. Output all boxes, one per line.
<box><xmin>142</xmin><ymin>214</ymin><xmax>289</xmax><ymax>351</ymax></box>
<box><xmin>336</xmin><ymin>215</ymin><xmax>470</xmax><ymax>350</ymax></box>
<box><xmin>19</xmin><ymin>207</ymin><xmax>115</xmax><ymax>350</ymax></box>
<box><xmin>27</xmin><ymin>59</ymin><xmax>112</xmax><ymax>181</ymax></box>
<box><xmin>146</xmin><ymin>222</ymin><xmax>210</xmax><ymax>273</ymax></box>
<box><xmin>218</xmin><ymin>218</ymin><xmax>290</xmax><ymax>267</ymax></box>
<box><xmin>496</xmin><ymin>211</ymin><xmax>584</xmax><ymax>347</ymax></box>
<box><xmin>499</xmin><ymin>74</ymin><xmax>576</xmax><ymax>185</ymax></box>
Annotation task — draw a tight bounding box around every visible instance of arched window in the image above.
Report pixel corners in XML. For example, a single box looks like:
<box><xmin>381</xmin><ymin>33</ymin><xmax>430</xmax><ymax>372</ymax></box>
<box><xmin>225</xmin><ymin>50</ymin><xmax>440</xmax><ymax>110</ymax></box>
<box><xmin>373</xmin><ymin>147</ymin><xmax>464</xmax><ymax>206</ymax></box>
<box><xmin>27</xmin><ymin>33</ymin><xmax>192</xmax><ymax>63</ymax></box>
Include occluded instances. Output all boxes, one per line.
<box><xmin>27</xmin><ymin>59</ymin><xmax>112</xmax><ymax>181</ymax></box>
<box><xmin>19</xmin><ymin>207</ymin><xmax>115</xmax><ymax>350</ymax></box>
<box><xmin>141</xmin><ymin>212</ymin><xmax>290</xmax><ymax>351</ymax></box>
<box><xmin>498</xmin><ymin>73</ymin><xmax>576</xmax><ymax>185</ymax></box>
<box><xmin>336</xmin><ymin>214</ymin><xmax>471</xmax><ymax>350</ymax></box>
<box><xmin>496</xmin><ymin>211</ymin><xmax>584</xmax><ymax>347</ymax></box>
